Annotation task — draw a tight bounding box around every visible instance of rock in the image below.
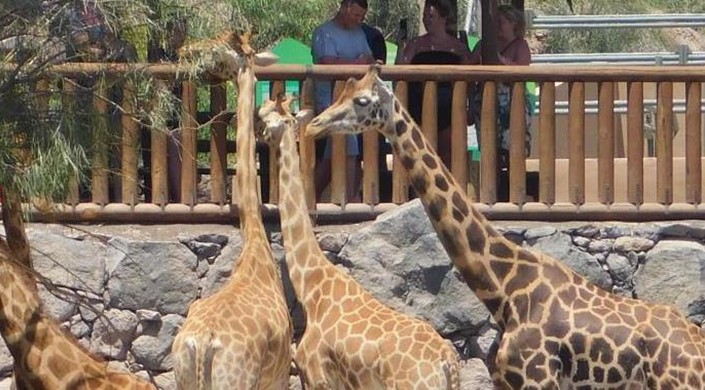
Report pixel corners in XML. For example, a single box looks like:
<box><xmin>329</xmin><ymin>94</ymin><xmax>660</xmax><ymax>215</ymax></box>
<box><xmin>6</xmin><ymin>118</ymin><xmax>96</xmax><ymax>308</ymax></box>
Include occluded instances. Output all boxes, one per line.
<box><xmin>613</xmin><ymin>236</ymin><xmax>655</xmax><ymax>253</ymax></box>
<box><xmin>459</xmin><ymin>358</ymin><xmax>493</xmax><ymax>390</ymax></box>
<box><xmin>106</xmin><ymin>238</ymin><xmax>199</xmax><ymax>315</ymax></box>
<box><xmin>90</xmin><ymin>308</ymin><xmax>139</xmax><ymax>360</ymax></box>
<box><xmin>530</xmin><ymin>233</ymin><xmax>613</xmax><ymax>291</ymax></box>
<box><xmin>316</xmin><ymin>233</ymin><xmax>348</xmax><ymax>253</ymax></box>
<box><xmin>635</xmin><ymin>240</ymin><xmax>705</xmax><ymax>313</ymax></box>
<box><xmin>132</xmin><ymin>314</ymin><xmax>183</xmax><ymax>371</ymax></box>
<box><xmin>524</xmin><ymin>226</ymin><xmax>557</xmax><ymax>240</ymax></box>
<box><xmin>339</xmin><ymin>200</ymin><xmax>490</xmax><ymax>336</ymax></box>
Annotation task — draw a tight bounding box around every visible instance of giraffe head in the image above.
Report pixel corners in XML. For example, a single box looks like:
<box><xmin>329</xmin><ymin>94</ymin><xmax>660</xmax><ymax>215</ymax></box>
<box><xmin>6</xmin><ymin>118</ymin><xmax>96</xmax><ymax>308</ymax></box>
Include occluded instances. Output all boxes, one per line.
<box><xmin>179</xmin><ymin>30</ymin><xmax>278</xmax><ymax>80</ymax></box>
<box><xmin>255</xmin><ymin>94</ymin><xmax>312</xmax><ymax>146</ymax></box>
<box><xmin>306</xmin><ymin>64</ymin><xmax>395</xmax><ymax>139</ymax></box>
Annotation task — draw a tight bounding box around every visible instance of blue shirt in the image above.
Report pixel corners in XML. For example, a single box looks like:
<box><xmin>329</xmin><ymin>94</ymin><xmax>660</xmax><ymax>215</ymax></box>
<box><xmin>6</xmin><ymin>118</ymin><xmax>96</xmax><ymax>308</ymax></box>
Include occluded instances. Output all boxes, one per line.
<box><xmin>311</xmin><ymin>20</ymin><xmax>372</xmax><ymax>113</ymax></box>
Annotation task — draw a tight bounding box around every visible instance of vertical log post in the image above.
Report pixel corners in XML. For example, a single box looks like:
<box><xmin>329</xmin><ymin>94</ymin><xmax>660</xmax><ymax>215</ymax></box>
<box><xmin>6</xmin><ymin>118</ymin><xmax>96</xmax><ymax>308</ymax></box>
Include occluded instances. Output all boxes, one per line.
<box><xmin>451</xmin><ymin>80</ymin><xmax>468</xmax><ymax>194</ymax></box>
<box><xmin>210</xmin><ymin>83</ymin><xmax>228</xmax><ymax>205</ymax></box>
<box><xmin>91</xmin><ymin>79</ymin><xmax>110</xmax><ymax>206</ymax></box>
<box><xmin>685</xmin><ymin>81</ymin><xmax>702</xmax><ymax>204</ymax></box>
<box><xmin>180</xmin><ymin>80</ymin><xmax>198</xmax><ymax>207</ymax></box>
<box><xmin>538</xmin><ymin>81</ymin><xmax>556</xmax><ymax>204</ymax></box>
<box><xmin>150</xmin><ymin>79</ymin><xmax>169</xmax><ymax>206</ymax></box>
<box><xmin>299</xmin><ymin>79</ymin><xmax>317</xmax><ymax>210</ymax></box>
<box><xmin>597</xmin><ymin>81</ymin><xmax>614</xmax><ymax>204</ymax></box>
<box><xmin>509</xmin><ymin>82</ymin><xmax>526</xmax><ymax>204</ymax></box>
<box><xmin>330</xmin><ymin>81</ymin><xmax>347</xmax><ymax>205</ymax></box>
<box><xmin>656</xmin><ymin>82</ymin><xmax>674</xmax><ymax>205</ymax></box>
<box><xmin>392</xmin><ymin>81</ymin><xmax>410</xmax><ymax>204</ymax></box>
<box><xmin>568</xmin><ymin>82</ymin><xmax>585</xmax><ymax>205</ymax></box>
<box><xmin>121</xmin><ymin>79</ymin><xmax>140</xmax><ymax>205</ymax></box>
<box><xmin>480</xmin><ymin>81</ymin><xmax>498</xmax><ymax>204</ymax></box>
<box><xmin>627</xmin><ymin>82</ymin><xmax>644</xmax><ymax>205</ymax></box>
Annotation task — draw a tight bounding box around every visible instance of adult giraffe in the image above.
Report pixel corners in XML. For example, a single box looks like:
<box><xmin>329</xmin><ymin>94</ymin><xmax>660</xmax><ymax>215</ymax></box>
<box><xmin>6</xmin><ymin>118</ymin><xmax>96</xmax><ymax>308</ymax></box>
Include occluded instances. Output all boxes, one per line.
<box><xmin>306</xmin><ymin>65</ymin><xmax>705</xmax><ymax>388</ymax></box>
<box><xmin>171</xmin><ymin>32</ymin><xmax>292</xmax><ymax>389</ymax></box>
<box><xmin>256</xmin><ymin>94</ymin><xmax>459</xmax><ymax>389</ymax></box>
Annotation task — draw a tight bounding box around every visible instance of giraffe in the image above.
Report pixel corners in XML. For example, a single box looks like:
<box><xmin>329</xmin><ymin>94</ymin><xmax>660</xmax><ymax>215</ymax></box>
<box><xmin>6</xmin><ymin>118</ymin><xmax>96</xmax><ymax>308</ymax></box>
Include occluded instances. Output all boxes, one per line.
<box><xmin>305</xmin><ymin>65</ymin><xmax>705</xmax><ymax>389</ymax></box>
<box><xmin>0</xmin><ymin>241</ymin><xmax>154</xmax><ymax>389</ymax></box>
<box><xmin>170</xmin><ymin>32</ymin><xmax>292</xmax><ymax>389</ymax></box>
<box><xmin>255</xmin><ymin>94</ymin><xmax>460</xmax><ymax>389</ymax></box>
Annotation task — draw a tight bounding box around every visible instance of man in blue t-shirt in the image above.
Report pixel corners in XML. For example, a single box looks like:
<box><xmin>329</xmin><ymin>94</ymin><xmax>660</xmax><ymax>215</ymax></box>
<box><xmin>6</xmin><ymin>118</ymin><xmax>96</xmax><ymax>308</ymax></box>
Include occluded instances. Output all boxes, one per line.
<box><xmin>311</xmin><ymin>0</ymin><xmax>374</xmax><ymax>203</ymax></box>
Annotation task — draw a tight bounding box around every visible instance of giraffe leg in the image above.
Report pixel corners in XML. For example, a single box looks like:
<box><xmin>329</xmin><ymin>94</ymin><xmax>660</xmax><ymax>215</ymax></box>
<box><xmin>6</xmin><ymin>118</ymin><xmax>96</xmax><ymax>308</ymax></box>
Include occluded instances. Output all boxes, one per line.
<box><xmin>294</xmin><ymin>339</ymin><xmax>334</xmax><ymax>390</ymax></box>
<box><xmin>492</xmin><ymin>330</ymin><xmax>563</xmax><ymax>389</ymax></box>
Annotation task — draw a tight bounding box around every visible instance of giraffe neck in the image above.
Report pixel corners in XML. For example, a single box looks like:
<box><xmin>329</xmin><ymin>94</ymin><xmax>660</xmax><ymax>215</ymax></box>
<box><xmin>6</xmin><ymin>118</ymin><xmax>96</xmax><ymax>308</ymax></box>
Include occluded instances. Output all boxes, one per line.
<box><xmin>275</xmin><ymin>127</ymin><xmax>333</xmax><ymax>303</ymax></box>
<box><xmin>2</xmin><ymin>191</ymin><xmax>31</xmax><ymax>268</ymax></box>
<box><xmin>235</xmin><ymin>64</ymin><xmax>267</xmax><ymax>242</ymax></box>
<box><xmin>386</xmin><ymin>100</ymin><xmax>523</xmax><ymax>327</ymax></box>
<box><xmin>0</xmin><ymin>246</ymin><xmax>101</xmax><ymax>386</ymax></box>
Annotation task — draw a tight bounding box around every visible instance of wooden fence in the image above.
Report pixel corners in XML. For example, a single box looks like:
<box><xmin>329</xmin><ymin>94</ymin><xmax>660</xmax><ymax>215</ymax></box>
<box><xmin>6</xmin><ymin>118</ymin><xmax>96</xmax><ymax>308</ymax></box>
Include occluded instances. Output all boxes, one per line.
<box><xmin>22</xmin><ymin>63</ymin><xmax>705</xmax><ymax>222</ymax></box>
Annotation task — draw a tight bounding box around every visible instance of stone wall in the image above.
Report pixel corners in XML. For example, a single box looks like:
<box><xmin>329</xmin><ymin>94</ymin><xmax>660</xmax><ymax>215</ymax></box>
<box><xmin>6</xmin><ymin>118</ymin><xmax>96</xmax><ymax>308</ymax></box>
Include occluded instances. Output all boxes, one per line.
<box><xmin>3</xmin><ymin>199</ymin><xmax>705</xmax><ymax>389</ymax></box>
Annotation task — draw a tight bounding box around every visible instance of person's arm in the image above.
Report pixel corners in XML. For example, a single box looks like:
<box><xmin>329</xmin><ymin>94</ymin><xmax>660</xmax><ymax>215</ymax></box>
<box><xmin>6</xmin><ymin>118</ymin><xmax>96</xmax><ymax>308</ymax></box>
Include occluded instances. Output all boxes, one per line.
<box><xmin>500</xmin><ymin>39</ymin><xmax>531</xmax><ymax>65</ymax></box>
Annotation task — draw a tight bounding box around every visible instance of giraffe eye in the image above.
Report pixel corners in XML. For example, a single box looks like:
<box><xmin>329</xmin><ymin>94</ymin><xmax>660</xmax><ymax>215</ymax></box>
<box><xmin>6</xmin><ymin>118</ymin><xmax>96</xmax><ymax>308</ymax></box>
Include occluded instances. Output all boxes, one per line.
<box><xmin>354</xmin><ymin>96</ymin><xmax>371</xmax><ymax>107</ymax></box>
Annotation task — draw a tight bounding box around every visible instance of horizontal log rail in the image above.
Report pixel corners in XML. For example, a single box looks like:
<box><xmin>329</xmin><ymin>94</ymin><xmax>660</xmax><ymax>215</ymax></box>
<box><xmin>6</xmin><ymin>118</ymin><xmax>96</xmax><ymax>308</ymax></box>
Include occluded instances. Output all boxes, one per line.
<box><xmin>5</xmin><ymin>63</ymin><xmax>705</xmax><ymax>223</ymax></box>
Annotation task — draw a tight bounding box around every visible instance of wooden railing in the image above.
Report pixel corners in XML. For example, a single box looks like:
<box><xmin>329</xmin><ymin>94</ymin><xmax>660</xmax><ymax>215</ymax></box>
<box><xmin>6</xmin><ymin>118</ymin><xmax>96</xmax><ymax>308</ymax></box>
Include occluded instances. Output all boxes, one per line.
<box><xmin>20</xmin><ymin>63</ymin><xmax>705</xmax><ymax>222</ymax></box>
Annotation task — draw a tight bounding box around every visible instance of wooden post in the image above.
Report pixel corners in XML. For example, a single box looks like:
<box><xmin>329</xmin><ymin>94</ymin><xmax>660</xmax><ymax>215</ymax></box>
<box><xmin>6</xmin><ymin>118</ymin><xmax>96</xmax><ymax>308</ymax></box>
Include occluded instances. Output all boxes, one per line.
<box><xmin>330</xmin><ymin>81</ymin><xmax>347</xmax><ymax>205</ymax></box>
<box><xmin>568</xmin><ymin>82</ymin><xmax>585</xmax><ymax>205</ymax></box>
<box><xmin>597</xmin><ymin>81</ymin><xmax>614</xmax><ymax>204</ymax></box>
<box><xmin>656</xmin><ymin>82</ymin><xmax>674</xmax><ymax>205</ymax></box>
<box><xmin>393</xmin><ymin>81</ymin><xmax>410</xmax><ymax>204</ymax></box>
<box><xmin>538</xmin><ymin>81</ymin><xmax>556</xmax><ymax>204</ymax></box>
<box><xmin>509</xmin><ymin>82</ymin><xmax>526</xmax><ymax>204</ymax></box>
<box><xmin>151</xmin><ymin>79</ymin><xmax>169</xmax><ymax>206</ymax></box>
<box><xmin>685</xmin><ymin>81</ymin><xmax>702</xmax><ymax>204</ymax></box>
<box><xmin>422</xmin><ymin>81</ymin><xmax>439</xmax><ymax>150</ymax></box>
<box><xmin>92</xmin><ymin>78</ymin><xmax>110</xmax><ymax>206</ymax></box>
<box><xmin>299</xmin><ymin>79</ymin><xmax>316</xmax><ymax>210</ymax></box>
<box><xmin>181</xmin><ymin>80</ymin><xmax>198</xmax><ymax>207</ymax></box>
<box><xmin>480</xmin><ymin>81</ymin><xmax>498</xmax><ymax>203</ymax></box>
<box><xmin>626</xmin><ymin>82</ymin><xmax>643</xmax><ymax>205</ymax></box>
<box><xmin>210</xmin><ymin>83</ymin><xmax>228</xmax><ymax>205</ymax></box>
<box><xmin>451</xmin><ymin>80</ymin><xmax>468</xmax><ymax>194</ymax></box>
<box><xmin>121</xmin><ymin>79</ymin><xmax>140</xmax><ymax>205</ymax></box>
<box><xmin>61</xmin><ymin>80</ymin><xmax>80</xmax><ymax>206</ymax></box>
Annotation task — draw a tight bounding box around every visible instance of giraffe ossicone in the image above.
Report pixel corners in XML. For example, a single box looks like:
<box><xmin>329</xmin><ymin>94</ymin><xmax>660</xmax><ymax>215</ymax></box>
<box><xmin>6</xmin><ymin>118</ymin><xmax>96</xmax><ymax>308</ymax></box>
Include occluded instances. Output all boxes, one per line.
<box><xmin>171</xmin><ymin>32</ymin><xmax>292</xmax><ymax>389</ymax></box>
<box><xmin>306</xmin><ymin>65</ymin><xmax>705</xmax><ymax>388</ymax></box>
<box><xmin>257</xmin><ymin>93</ymin><xmax>460</xmax><ymax>389</ymax></box>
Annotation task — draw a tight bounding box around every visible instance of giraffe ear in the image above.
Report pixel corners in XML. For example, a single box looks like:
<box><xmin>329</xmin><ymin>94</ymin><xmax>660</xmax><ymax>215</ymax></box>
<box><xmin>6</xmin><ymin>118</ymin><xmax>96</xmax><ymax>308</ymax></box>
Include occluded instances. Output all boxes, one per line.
<box><xmin>254</xmin><ymin>51</ymin><xmax>278</xmax><ymax>66</ymax></box>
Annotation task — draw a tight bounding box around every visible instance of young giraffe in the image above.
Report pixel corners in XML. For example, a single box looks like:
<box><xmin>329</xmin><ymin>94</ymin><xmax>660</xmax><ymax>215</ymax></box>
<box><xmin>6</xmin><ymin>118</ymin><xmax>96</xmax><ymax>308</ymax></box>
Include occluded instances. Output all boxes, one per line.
<box><xmin>255</xmin><ymin>94</ymin><xmax>460</xmax><ymax>389</ymax></box>
<box><xmin>170</xmin><ymin>33</ymin><xmax>292</xmax><ymax>389</ymax></box>
<box><xmin>306</xmin><ymin>65</ymin><xmax>705</xmax><ymax>389</ymax></box>
<box><xmin>0</xmin><ymin>241</ymin><xmax>154</xmax><ymax>389</ymax></box>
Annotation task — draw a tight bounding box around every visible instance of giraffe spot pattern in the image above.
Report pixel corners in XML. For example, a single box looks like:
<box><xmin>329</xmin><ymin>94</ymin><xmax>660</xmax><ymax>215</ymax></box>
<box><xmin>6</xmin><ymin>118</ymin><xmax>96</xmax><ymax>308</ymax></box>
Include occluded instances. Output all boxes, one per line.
<box><xmin>434</xmin><ymin>174</ymin><xmax>449</xmax><ymax>192</ymax></box>
<box><xmin>394</xmin><ymin>119</ymin><xmax>408</xmax><ymax>137</ymax></box>
<box><xmin>466</xmin><ymin>221</ymin><xmax>486</xmax><ymax>254</ymax></box>
<box><xmin>411</xmin><ymin>129</ymin><xmax>424</xmax><ymax>149</ymax></box>
<box><xmin>422</xmin><ymin>154</ymin><xmax>438</xmax><ymax>170</ymax></box>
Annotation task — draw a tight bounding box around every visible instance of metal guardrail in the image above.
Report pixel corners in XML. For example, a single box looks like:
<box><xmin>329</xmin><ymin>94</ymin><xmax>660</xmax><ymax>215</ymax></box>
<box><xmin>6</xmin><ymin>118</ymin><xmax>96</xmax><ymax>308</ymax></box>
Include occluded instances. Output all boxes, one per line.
<box><xmin>528</xmin><ymin>13</ymin><xmax>705</xmax><ymax>29</ymax></box>
<box><xmin>540</xmin><ymin>99</ymin><xmax>705</xmax><ymax>115</ymax></box>
<box><xmin>532</xmin><ymin>51</ymin><xmax>705</xmax><ymax>65</ymax></box>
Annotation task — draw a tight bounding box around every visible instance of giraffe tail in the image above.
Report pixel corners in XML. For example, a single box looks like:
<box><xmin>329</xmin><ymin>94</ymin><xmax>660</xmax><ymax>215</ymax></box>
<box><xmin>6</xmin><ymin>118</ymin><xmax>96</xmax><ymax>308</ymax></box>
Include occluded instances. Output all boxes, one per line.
<box><xmin>441</xmin><ymin>357</ymin><xmax>461</xmax><ymax>390</ymax></box>
<box><xmin>185</xmin><ymin>333</ymin><xmax>222</xmax><ymax>390</ymax></box>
